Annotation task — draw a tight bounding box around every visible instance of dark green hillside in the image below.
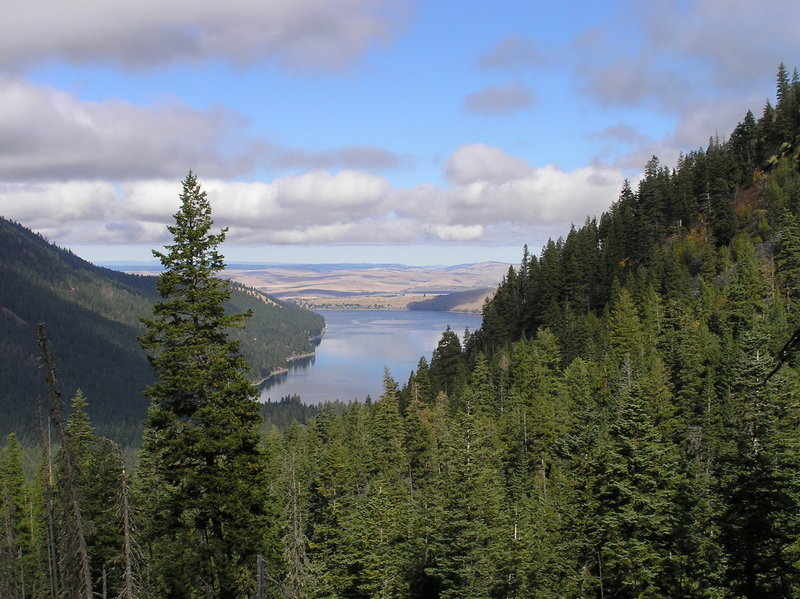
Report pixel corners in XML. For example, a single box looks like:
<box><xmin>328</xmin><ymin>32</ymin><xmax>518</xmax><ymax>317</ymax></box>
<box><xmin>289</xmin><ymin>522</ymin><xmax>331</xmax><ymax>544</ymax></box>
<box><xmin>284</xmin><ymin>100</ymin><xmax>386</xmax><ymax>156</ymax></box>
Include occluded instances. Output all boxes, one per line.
<box><xmin>469</xmin><ymin>64</ymin><xmax>800</xmax><ymax>360</ymax></box>
<box><xmin>407</xmin><ymin>287</ymin><xmax>493</xmax><ymax>311</ymax></box>
<box><xmin>227</xmin><ymin>280</ymin><xmax>326</xmax><ymax>381</ymax></box>
<box><xmin>250</xmin><ymin>65</ymin><xmax>800</xmax><ymax>597</ymax></box>
<box><xmin>0</xmin><ymin>217</ymin><xmax>323</xmax><ymax>444</ymax></box>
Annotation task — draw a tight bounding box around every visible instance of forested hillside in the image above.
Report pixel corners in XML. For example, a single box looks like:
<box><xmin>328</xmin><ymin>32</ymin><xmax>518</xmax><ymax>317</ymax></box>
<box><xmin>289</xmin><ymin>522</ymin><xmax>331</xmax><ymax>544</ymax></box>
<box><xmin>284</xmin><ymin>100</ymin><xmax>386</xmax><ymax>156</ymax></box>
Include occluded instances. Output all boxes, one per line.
<box><xmin>0</xmin><ymin>218</ymin><xmax>324</xmax><ymax>444</ymax></box>
<box><xmin>257</xmin><ymin>64</ymin><xmax>800</xmax><ymax>596</ymax></box>
<box><xmin>3</xmin><ymin>65</ymin><xmax>800</xmax><ymax>598</ymax></box>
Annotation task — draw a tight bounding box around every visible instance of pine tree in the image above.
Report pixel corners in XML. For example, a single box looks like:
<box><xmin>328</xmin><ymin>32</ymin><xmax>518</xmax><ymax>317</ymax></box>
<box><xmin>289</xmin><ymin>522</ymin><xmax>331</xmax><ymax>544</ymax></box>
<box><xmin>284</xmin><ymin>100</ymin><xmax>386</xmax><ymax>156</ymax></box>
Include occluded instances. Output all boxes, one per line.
<box><xmin>305</xmin><ymin>413</ymin><xmax>356</xmax><ymax>598</ymax></box>
<box><xmin>717</xmin><ymin>328</ymin><xmax>800</xmax><ymax>596</ymax></box>
<box><xmin>607</xmin><ymin>285</ymin><xmax>644</xmax><ymax>365</ymax></box>
<box><xmin>776</xmin><ymin>210</ymin><xmax>800</xmax><ymax>305</ymax></box>
<box><xmin>1</xmin><ymin>434</ymin><xmax>29</xmax><ymax>599</ymax></box>
<box><xmin>138</xmin><ymin>171</ymin><xmax>267</xmax><ymax>599</ymax></box>
<box><xmin>431</xmin><ymin>403</ymin><xmax>511</xmax><ymax>599</ymax></box>
<box><xmin>586</xmin><ymin>377</ymin><xmax>682</xmax><ymax>597</ymax></box>
<box><xmin>429</xmin><ymin>327</ymin><xmax>467</xmax><ymax>400</ymax></box>
<box><xmin>509</xmin><ymin>329</ymin><xmax>565</xmax><ymax>488</ymax></box>
<box><xmin>368</xmin><ymin>370</ymin><xmax>406</xmax><ymax>477</ymax></box>
<box><xmin>280</xmin><ymin>427</ymin><xmax>312</xmax><ymax>599</ymax></box>
<box><xmin>726</xmin><ymin>238</ymin><xmax>768</xmax><ymax>336</ymax></box>
<box><xmin>468</xmin><ymin>354</ymin><xmax>496</xmax><ymax>418</ymax></box>
<box><xmin>63</xmin><ymin>391</ymin><xmax>130</xmax><ymax>598</ymax></box>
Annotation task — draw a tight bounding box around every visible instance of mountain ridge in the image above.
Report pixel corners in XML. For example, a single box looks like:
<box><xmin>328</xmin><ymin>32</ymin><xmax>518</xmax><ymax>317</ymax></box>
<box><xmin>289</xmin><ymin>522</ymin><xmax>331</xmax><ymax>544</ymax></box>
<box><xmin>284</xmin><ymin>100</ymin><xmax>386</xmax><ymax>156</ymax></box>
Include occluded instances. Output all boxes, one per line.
<box><xmin>0</xmin><ymin>217</ymin><xmax>324</xmax><ymax>444</ymax></box>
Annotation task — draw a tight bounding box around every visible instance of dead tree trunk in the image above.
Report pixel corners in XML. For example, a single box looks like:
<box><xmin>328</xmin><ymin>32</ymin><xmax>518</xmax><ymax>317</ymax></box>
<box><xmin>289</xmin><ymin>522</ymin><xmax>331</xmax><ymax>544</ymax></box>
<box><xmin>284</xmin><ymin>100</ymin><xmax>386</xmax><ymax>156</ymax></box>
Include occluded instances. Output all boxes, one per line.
<box><xmin>38</xmin><ymin>323</ymin><xmax>93</xmax><ymax>599</ymax></box>
<box><xmin>37</xmin><ymin>400</ymin><xmax>59</xmax><ymax>599</ymax></box>
<box><xmin>119</xmin><ymin>461</ymin><xmax>136</xmax><ymax>599</ymax></box>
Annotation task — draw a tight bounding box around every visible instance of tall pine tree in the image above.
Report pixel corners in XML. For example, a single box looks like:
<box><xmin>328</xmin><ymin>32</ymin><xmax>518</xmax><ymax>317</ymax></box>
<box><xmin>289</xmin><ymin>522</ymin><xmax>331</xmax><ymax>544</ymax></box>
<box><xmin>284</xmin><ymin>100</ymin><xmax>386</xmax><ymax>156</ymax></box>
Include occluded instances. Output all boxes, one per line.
<box><xmin>138</xmin><ymin>171</ymin><xmax>267</xmax><ymax>599</ymax></box>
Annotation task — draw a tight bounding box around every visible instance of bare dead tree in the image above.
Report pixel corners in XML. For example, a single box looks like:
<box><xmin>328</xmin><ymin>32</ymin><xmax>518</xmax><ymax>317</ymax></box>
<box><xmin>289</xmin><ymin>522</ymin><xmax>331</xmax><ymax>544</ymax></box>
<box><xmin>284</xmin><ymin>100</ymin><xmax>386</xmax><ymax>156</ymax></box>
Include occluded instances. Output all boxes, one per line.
<box><xmin>282</xmin><ymin>453</ymin><xmax>310</xmax><ymax>599</ymax></box>
<box><xmin>112</xmin><ymin>444</ymin><xmax>146</xmax><ymax>599</ymax></box>
<box><xmin>37</xmin><ymin>323</ymin><xmax>93</xmax><ymax>599</ymax></box>
<box><xmin>37</xmin><ymin>386</ymin><xmax>59</xmax><ymax>599</ymax></box>
<box><xmin>119</xmin><ymin>464</ymin><xmax>135</xmax><ymax>599</ymax></box>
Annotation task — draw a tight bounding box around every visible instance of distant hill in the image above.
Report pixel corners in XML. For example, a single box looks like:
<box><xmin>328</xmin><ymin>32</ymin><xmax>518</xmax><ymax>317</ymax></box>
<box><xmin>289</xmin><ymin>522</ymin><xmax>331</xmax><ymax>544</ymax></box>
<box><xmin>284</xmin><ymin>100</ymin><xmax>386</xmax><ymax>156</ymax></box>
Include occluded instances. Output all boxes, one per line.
<box><xmin>0</xmin><ymin>218</ymin><xmax>324</xmax><ymax>445</ymax></box>
<box><xmin>407</xmin><ymin>287</ymin><xmax>495</xmax><ymax>312</ymax></box>
<box><xmin>216</xmin><ymin>261</ymin><xmax>509</xmax><ymax>311</ymax></box>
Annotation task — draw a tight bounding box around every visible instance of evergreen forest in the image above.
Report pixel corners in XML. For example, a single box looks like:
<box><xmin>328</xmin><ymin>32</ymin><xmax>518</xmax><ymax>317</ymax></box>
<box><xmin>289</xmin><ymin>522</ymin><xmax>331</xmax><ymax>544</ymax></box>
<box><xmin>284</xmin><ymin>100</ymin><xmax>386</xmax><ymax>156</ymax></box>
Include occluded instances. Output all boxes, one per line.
<box><xmin>0</xmin><ymin>217</ymin><xmax>324</xmax><ymax>445</ymax></box>
<box><xmin>4</xmin><ymin>65</ymin><xmax>800</xmax><ymax>598</ymax></box>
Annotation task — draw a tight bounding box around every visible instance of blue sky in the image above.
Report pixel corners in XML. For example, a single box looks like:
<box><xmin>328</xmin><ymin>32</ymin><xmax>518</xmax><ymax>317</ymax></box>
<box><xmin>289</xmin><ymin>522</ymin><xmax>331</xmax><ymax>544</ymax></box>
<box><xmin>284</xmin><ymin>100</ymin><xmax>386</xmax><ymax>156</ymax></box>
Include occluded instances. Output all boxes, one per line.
<box><xmin>1</xmin><ymin>0</ymin><xmax>798</xmax><ymax>265</ymax></box>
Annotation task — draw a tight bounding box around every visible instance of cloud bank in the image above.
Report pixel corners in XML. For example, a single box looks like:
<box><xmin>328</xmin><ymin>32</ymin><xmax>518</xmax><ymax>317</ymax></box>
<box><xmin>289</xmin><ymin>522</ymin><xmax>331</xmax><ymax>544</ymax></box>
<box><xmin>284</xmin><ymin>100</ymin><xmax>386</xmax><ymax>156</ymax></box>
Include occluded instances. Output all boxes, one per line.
<box><xmin>0</xmin><ymin>78</ymin><xmax>408</xmax><ymax>181</ymax></box>
<box><xmin>0</xmin><ymin>0</ymin><xmax>407</xmax><ymax>71</ymax></box>
<box><xmin>0</xmin><ymin>145</ymin><xmax>623</xmax><ymax>247</ymax></box>
<box><xmin>2</xmin><ymin>0</ymin><xmax>795</xmax><ymax>260</ymax></box>
<box><xmin>0</xmin><ymin>78</ymin><xmax>262</xmax><ymax>181</ymax></box>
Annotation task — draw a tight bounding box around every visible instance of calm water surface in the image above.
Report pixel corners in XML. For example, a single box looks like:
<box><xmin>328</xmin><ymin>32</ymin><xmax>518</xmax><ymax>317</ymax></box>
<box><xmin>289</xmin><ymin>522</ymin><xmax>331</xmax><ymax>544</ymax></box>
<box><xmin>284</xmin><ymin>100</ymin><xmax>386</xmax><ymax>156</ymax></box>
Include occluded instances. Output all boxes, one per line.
<box><xmin>260</xmin><ymin>310</ymin><xmax>482</xmax><ymax>404</ymax></box>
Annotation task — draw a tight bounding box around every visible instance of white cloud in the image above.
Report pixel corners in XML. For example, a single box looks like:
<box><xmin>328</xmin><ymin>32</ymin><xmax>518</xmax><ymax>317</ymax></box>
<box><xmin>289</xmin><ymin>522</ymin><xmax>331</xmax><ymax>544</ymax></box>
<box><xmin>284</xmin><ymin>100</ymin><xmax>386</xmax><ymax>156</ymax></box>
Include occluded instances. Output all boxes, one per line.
<box><xmin>670</xmin><ymin>96</ymin><xmax>759</xmax><ymax>149</ymax></box>
<box><xmin>0</xmin><ymin>181</ymin><xmax>116</xmax><ymax>226</ymax></box>
<box><xmin>414</xmin><ymin>144</ymin><xmax>624</xmax><ymax>233</ymax></box>
<box><xmin>587</xmin><ymin>124</ymin><xmax>649</xmax><ymax>146</ymax></box>
<box><xmin>248</xmin><ymin>219</ymin><xmax>419</xmax><ymax>245</ymax></box>
<box><xmin>0</xmin><ymin>78</ymin><xmax>410</xmax><ymax>181</ymax></box>
<box><xmin>440</xmin><ymin>164</ymin><xmax>622</xmax><ymax>227</ymax></box>
<box><xmin>427</xmin><ymin>224</ymin><xmax>484</xmax><ymax>241</ymax></box>
<box><xmin>274</xmin><ymin>170</ymin><xmax>389</xmax><ymax>211</ymax></box>
<box><xmin>0</xmin><ymin>78</ymin><xmax>262</xmax><ymax>181</ymax></box>
<box><xmin>666</xmin><ymin>0</ymin><xmax>799</xmax><ymax>91</ymax></box>
<box><xmin>111</xmin><ymin>170</ymin><xmax>391</xmax><ymax>235</ymax></box>
<box><xmin>0</xmin><ymin>0</ymin><xmax>408</xmax><ymax>72</ymax></box>
<box><xmin>446</xmin><ymin>143</ymin><xmax>532</xmax><ymax>184</ymax></box>
<box><xmin>602</xmin><ymin>96</ymin><xmax>763</xmax><ymax>172</ymax></box>
<box><xmin>1</xmin><ymin>147</ymin><xmax>625</xmax><ymax>248</ymax></box>
<box><xmin>120</xmin><ymin>180</ymin><xmax>183</xmax><ymax>222</ymax></box>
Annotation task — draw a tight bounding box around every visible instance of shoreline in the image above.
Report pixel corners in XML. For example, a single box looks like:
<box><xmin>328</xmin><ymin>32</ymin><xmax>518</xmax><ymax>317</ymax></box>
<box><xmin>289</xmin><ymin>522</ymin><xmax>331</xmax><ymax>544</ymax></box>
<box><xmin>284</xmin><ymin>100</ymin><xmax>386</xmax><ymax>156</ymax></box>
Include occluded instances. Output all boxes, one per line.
<box><xmin>301</xmin><ymin>305</ymin><xmax>483</xmax><ymax>315</ymax></box>
<box><xmin>255</xmin><ymin>345</ymin><xmax>322</xmax><ymax>386</ymax></box>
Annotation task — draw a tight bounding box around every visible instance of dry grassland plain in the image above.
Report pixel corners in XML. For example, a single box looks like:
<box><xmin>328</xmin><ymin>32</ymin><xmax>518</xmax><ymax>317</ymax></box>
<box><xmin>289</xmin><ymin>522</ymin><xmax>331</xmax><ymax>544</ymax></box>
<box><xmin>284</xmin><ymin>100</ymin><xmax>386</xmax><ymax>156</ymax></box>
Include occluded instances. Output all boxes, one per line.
<box><xmin>223</xmin><ymin>262</ymin><xmax>509</xmax><ymax>313</ymax></box>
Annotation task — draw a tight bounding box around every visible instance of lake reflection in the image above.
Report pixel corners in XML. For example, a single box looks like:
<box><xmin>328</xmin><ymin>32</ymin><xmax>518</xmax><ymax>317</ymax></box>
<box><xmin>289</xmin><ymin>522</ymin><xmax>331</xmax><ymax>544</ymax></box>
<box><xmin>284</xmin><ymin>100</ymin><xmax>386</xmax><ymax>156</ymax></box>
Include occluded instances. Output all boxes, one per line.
<box><xmin>260</xmin><ymin>310</ymin><xmax>482</xmax><ymax>404</ymax></box>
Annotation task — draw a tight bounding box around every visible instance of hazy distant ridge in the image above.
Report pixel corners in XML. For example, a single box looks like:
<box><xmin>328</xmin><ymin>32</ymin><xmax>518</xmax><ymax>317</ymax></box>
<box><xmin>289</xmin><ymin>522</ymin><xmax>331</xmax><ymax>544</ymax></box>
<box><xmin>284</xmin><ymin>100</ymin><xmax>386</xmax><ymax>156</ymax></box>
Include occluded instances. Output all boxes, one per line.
<box><xmin>215</xmin><ymin>261</ymin><xmax>510</xmax><ymax>312</ymax></box>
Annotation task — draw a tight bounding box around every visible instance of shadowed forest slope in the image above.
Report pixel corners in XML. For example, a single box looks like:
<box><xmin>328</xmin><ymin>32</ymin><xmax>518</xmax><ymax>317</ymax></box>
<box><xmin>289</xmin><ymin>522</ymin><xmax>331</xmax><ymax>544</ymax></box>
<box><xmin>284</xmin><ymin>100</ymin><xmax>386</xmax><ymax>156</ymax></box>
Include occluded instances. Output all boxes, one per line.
<box><xmin>0</xmin><ymin>218</ymin><xmax>323</xmax><ymax>444</ymax></box>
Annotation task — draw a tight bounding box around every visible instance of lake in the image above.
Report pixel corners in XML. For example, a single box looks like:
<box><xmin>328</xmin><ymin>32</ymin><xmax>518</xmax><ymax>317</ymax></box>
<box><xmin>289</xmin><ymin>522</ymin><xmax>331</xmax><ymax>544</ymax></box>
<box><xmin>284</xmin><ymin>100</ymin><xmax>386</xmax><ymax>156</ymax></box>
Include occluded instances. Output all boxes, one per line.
<box><xmin>260</xmin><ymin>309</ymin><xmax>483</xmax><ymax>404</ymax></box>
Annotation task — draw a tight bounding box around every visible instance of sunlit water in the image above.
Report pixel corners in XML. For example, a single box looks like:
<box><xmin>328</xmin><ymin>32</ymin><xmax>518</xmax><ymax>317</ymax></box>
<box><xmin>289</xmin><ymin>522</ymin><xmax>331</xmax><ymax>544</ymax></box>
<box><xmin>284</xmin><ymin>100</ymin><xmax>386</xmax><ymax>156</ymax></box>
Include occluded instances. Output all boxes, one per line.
<box><xmin>260</xmin><ymin>309</ymin><xmax>482</xmax><ymax>404</ymax></box>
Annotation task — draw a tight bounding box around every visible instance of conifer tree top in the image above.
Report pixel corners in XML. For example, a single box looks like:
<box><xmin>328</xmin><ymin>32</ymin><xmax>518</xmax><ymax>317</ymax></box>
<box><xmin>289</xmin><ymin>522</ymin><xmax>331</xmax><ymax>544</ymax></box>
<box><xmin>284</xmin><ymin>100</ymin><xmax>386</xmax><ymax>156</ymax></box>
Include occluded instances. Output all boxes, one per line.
<box><xmin>153</xmin><ymin>170</ymin><xmax>228</xmax><ymax>298</ymax></box>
